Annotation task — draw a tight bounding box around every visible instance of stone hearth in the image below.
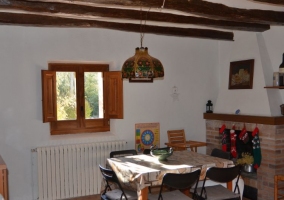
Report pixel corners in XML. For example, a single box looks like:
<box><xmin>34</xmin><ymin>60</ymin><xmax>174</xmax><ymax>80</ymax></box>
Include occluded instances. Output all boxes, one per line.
<box><xmin>204</xmin><ymin>113</ymin><xmax>284</xmax><ymax>200</ymax></box>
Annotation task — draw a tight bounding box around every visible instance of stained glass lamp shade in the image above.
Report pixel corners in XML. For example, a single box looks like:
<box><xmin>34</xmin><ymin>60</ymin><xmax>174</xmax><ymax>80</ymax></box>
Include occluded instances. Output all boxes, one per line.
<box><xmin>121</xmin><ymin>47</ymin><xmax>164</xmax><ymax>82</ymax></box>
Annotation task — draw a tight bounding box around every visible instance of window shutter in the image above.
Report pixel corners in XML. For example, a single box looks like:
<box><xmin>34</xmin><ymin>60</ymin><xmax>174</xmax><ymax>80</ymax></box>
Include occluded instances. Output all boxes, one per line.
<box><xmin>42</xmin><ymin>70</ymin><xmax>57</xmax><ymax>122</ymax></box>
<box><xmin>105</xmin><ymin>71</ymin><xmax>123</xmax><ymax>119</ymax></box>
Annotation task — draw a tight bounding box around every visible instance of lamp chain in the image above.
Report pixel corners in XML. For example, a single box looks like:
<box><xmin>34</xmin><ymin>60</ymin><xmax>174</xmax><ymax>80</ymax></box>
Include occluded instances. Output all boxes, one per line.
<box><xmin>140</xmin><ymin>7</ymin><xmax>151</xmax><ymax>48</ymax></box>
<box><xmin>140</xmin><ymin>0</ymin><xmax>165</xmax><ymax>47</ymax></box>
<box><xmin>161</xmin><ymin>0</ymin><xmax>166</xmax><ymax>8</ymax></box>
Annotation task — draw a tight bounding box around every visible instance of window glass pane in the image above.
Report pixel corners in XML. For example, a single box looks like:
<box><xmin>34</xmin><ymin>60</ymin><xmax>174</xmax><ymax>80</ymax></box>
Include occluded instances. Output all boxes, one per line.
<box><xmin>84</xmin><ymin>72</ymin><xmax>104</xmax><ymax>119</ymax></box>
<box><xmin>56</xmin><ymin>72</ymin><xmax>77</xmax><ymax>120</ymax></box>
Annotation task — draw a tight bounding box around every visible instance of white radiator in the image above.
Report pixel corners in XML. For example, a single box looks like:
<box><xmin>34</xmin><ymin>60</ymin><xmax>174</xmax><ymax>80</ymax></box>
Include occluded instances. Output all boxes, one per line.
<box><xmin>34</xmin><ymin>140</ymin><xmax>126</xmax><ymax>200</ymax></box>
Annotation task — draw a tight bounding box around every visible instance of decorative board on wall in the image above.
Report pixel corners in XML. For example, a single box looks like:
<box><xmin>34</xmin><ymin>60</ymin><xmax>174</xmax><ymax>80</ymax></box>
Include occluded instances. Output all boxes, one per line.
<box><xmin>135</xmin><ymin>122</ymin><xmax>160</xmax><ymax>153</ymax></box>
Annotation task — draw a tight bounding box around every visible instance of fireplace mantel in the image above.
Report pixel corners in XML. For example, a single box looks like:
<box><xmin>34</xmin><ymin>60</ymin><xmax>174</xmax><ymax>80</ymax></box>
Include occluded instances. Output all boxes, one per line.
<box><xmin>204</xmin><ymin>113</ymin><xmax>284</xmax><ymax>199</ymax></box>
<box><xmin>203</xmin><ymin>113</ymin><xmax>284</xmax><ymax>125</ymax></box>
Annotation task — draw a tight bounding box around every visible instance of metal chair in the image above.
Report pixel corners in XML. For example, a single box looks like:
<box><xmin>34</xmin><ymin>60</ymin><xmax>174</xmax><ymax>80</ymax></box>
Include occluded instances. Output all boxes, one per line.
<box><xmin>99</xmin><ymin>165</ymin><xmax>137</xmax><ymax>200</ymax></box>
<box><xmin>148</xmin><ymin>169</ymin><xmax>201</xmax><ymax>200</ymax></box>
<box><xmin>110</xmin><ymin>149</ymin><xmax>137</xmax><ymax>158</ymax></box>
<box><xmin>275</xmin><ymin>175</ymin><xmax>284</xmax><ymax>200</ymax></box>
<box><xmin>143</xmin><ymin>149</ymin><xmax>151</xmax><ymax>155</ymax></box>
<box><xmin>195</xmin><ymin>165</ymin><xmax>242</xmax><ymax>200</ymax></box>
<box><xmin>210</xmin><ymin>148</ymin><xmax>231</xmax><ymax>160</ymax></box>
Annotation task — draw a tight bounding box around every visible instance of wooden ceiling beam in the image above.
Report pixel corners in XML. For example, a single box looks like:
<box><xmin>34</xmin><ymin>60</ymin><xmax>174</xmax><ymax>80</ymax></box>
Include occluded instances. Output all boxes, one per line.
<box><xmin>252</xmin><ymin>0</ymin><xmax>284</xmax><ymax>5</ymax></box>
<box><xmin>185</xmin><ymin>0</ymin><xmax>284</xmax><ymax>25</ymax></box>
<box><xmin>0</xmin><ymin>12</ymin><xmax>234</xmax><ymax>41</ymax></box>
<box><xmin>0</xmin><ymin>0</ymin><xmax>270</xmax><ymax>32</ymax></box>
<box><xmin>53</xmin><ymin>0</ymin><xmax>284</xmax><ymax>25</ymax></box>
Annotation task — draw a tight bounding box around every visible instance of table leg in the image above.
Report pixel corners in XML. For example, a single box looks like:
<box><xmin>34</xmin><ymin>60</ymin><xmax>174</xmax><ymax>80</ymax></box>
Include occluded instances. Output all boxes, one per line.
<box><xmin>181</xmin><ymin>188</ymin><xmax>190</xmax><ymax>196</ymax></box>
<box><xmin>190</xmin><ymin>147</ymin><xmax>198</xmax><ymax>152</ymax></box>
<box><xmin>227</xmin><ymin>180</ymin><xmax>232</xmax><ymax>191</ymax></box>
<box><xmin>138</xmin><ymin>187</ymin><xmax>149</xmax><ymax>200</ymax></box>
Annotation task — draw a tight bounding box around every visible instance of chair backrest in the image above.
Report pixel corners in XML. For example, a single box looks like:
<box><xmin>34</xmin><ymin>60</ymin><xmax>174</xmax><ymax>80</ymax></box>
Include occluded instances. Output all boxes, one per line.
<box><xmin>167</xmin><ymin>129</ymin><xmax>186</xmax><ymax>144</ymax></box>
<box><xmin>110</xmin><ymin>149</ymin><xmax>137</xmax><ymax>158</ymax></box>
<box><xmin>158</xmin><ymin>169</ymin><xmax>201</xmax><ymax>199</ymax></box>
<box><xmin>99</xmin><ymin>164</ymin><xmax>119</xmax><ymax>185</ymax></box>
<box><xmin>167</xmin><ymin>129</ymin><xmax>187</xmax><ymax>151</ymax></box>
<box><xmin>204</xmin><ymin>165</ymin><xmax>242</xmax><ymax>193</ymax></box>
<box><xmin>275</xmin><ymin>175</ymin><xmax>284</xmax><ymax>200</ymax></box>
<box><xmin>211</xmin><ymin>148</ymin><xmax>231</xmax><ymax>160</ymax></box>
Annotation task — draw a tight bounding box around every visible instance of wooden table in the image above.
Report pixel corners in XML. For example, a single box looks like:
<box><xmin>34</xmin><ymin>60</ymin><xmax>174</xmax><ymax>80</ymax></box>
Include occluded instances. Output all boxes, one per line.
<box><xmin>107</xmin><ymin>150</ymin><xmax>233</xmax><ymax>200</ymax></box>
<box><xmin>165</xmin><ymin>140</ymin><xmax>207</xmax><ymax>152</ymax></box>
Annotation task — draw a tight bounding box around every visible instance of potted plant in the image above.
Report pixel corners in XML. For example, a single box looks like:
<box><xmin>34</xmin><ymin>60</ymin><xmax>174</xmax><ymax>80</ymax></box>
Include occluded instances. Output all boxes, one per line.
<box><xmin>236</xmin><ymin>152</ymin><xmax>254</xmax><ymax>172</ymax></box>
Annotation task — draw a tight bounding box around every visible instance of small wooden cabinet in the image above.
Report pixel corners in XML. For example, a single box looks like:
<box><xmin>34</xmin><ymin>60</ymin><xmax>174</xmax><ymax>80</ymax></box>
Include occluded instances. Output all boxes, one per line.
<box><xmin>0</xmin><ymin>155</ymin><xmax>8</xmax><ymax>200</ymax></box>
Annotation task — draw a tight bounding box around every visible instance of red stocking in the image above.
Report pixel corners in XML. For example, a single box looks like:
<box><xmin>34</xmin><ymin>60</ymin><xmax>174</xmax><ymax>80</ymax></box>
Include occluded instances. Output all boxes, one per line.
<box><xmin>219</xmin><ymin>124</ymin><xmax>227</xmax><ymax>151</ymax></box>
<box><xmin>239</xmin><ymin>125</ymin><xmax>249</xmax><ymax>144</ymax></box>
<box><xmin>230</xmin><ymin>126</ymin><xmax>237</xmax><ymax>158</ymax></box>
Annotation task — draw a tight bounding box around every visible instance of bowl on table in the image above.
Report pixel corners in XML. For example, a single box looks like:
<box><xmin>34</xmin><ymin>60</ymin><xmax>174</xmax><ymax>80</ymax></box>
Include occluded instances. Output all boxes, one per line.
<box><xmin>150</xmin><ymin>147</ymin><xmax>173</xmax><ymax>161</ymax></box>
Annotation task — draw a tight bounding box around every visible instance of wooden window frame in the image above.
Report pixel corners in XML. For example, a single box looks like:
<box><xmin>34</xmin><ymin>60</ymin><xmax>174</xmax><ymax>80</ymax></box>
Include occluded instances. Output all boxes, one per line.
<box><xmin>42</xmin><ymin>62</ymin><xmax>123</xmax><ymax>135</ymax></box>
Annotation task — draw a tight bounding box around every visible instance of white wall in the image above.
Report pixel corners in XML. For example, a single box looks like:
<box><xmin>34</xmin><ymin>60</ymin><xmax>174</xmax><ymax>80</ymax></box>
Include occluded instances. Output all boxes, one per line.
<box><xmin>215</xmin><ymin>26</ymin><xmax>284</xmax><ymax>116</ymax></box>
<box><xmin>0</xmin><ymin>26</ymin><xmax>219</xmax><ymax>200</ymax></box>
<box><xmin>2</xmin><ymin>23</ymin><xmax>284</xmax><ymax>200</ymax></box>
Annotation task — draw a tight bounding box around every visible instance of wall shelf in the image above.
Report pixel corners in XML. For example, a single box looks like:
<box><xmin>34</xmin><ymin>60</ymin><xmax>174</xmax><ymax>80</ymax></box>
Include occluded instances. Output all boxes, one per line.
<box><xmin>264</xmin><ymin>86</ymin><xmax>284</xmax><ymax>89</ymax></box>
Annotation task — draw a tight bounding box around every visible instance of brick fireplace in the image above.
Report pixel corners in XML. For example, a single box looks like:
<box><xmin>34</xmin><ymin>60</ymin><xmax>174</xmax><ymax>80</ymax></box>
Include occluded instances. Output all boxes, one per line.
<box><xmin>204</xmin><ymin>113</ymin><xmax>284</xmax><ymax>200</ymax></box>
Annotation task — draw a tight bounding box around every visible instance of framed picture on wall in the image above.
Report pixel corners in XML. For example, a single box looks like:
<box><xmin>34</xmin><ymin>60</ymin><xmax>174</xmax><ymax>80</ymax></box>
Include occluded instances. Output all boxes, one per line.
<box><xmin>228</xmin><ymin>59</ymin><xmax>254</xmax><ymax>89</ymax></box>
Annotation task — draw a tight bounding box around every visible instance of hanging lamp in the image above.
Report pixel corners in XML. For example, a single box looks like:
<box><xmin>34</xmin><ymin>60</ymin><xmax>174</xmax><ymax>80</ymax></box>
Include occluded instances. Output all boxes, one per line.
<box><xmin>121</xmin><ymin>8</ymin><xmax>164</xmax><ymax>82</ymax></box>
<box><xmin>121</xmin><ymin>47</ymin><xmax>164</xmax><ymax>82</ymax></box>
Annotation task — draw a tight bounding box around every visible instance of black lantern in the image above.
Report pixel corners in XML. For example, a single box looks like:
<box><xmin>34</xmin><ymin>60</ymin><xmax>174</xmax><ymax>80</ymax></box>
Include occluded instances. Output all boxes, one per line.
<box><xmin>206</xmin><ymin>100</ymin><xmax>213</xmax><ymax>113</ymax></box>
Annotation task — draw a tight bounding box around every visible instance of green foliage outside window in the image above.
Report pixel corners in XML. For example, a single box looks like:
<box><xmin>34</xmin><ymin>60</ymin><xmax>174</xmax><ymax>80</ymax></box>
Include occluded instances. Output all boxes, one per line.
<box><xmin>56</xmin><ymin>71</ymin><xmax>100</xmax><ymax>120</ymax></box>
<box><xmin>84</xmin><ymin>72</ymin><xmax>99</xmax><ymax>119</ymax></box>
